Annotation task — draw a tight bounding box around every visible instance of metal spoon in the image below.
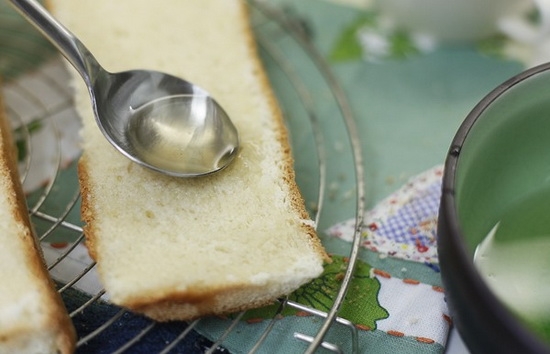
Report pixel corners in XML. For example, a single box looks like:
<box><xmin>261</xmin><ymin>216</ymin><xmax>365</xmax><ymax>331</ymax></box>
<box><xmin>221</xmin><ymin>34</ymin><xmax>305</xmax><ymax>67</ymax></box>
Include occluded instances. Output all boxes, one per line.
<box><xmin>10</xmin><ymin>0</ymin><xmax>239</xmax><ymax>177</ymax></box>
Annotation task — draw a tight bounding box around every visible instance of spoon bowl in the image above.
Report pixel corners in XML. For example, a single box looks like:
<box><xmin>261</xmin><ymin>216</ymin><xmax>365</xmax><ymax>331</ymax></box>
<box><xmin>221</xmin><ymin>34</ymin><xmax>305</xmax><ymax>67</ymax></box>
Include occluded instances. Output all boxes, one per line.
<box><xmin>10</xmin><ymin>0</ymin><xmax>239</xmax><ymax>177</ymax></box>
<box><xmin>93</xmin><ymin>69</ymin><xmax>239</xmax><ymax>176</ymax></box>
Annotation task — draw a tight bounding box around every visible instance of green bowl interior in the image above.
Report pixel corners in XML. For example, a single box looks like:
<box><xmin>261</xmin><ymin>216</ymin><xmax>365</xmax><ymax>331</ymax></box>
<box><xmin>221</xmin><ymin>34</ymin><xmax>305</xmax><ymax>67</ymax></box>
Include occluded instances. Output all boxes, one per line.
<box><xmin>455</xmin><ymin>69</ymin><xmax>550</xmax><ymax>254</ymax></box>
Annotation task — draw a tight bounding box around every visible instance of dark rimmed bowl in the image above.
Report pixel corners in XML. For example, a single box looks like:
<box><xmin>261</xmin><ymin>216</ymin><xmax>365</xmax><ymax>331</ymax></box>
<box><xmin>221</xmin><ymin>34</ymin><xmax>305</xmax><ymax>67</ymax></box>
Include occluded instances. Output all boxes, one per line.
<box><xmin>438</xmin><ymin>62</ymin><xmax>550</xmax><ymax>354</ymax></box>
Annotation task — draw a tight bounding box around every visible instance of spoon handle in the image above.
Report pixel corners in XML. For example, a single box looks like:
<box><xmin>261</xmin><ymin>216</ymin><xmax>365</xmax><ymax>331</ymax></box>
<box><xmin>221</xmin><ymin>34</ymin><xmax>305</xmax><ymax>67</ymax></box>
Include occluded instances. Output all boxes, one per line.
<box><xmin>9</xmin><ymin>0</ymin><xmax>102</xmax><ymax>86</ymax></box>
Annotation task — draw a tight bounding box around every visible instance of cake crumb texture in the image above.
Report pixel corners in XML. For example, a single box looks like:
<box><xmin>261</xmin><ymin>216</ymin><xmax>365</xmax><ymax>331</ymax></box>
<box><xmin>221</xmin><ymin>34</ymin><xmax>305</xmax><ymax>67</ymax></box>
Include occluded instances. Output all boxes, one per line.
<box><xmin>0</xmin><ymin>80</ymin><xmax>75</xmax><ymax>353</ymax></box>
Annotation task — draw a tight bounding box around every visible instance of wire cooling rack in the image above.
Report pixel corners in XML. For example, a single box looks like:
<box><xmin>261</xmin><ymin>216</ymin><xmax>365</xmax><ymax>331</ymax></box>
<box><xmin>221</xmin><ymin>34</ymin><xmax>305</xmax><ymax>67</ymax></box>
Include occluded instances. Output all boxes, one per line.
<box><xmin>1</xmin><ymin>1</ymin><xmax>365</xmax><ymax>352</ymax></box>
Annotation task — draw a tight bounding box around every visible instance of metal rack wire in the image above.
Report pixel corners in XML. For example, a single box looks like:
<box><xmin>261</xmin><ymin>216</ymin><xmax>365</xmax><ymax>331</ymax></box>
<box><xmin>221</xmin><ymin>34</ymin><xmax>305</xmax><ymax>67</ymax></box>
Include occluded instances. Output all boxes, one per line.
<box><xmin>2</xmin><ymin>1</ymin><xmax>365</xmax><ymax>352</ymax></box>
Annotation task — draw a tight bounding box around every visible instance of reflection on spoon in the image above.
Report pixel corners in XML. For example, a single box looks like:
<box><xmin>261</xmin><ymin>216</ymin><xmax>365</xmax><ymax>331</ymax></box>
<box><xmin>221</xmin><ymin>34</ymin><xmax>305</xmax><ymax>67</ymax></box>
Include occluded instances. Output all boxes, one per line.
<box><xmin>127</xmin><ymin>94</ymin><xmax>239</xmax><ymax>176</ymax></box>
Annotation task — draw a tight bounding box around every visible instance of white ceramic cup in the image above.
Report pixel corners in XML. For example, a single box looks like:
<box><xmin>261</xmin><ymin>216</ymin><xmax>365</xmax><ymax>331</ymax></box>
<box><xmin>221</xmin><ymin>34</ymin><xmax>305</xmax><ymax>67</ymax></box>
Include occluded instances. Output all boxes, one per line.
<box><xmin>374</xmin><ymin>0</ymin><xmax>542</xmax><ymax>43</ymax></box>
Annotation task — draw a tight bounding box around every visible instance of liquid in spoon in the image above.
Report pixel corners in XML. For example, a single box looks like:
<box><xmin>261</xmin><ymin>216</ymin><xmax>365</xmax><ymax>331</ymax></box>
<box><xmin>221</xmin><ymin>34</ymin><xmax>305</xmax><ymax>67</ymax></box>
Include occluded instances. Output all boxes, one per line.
<box><xmin>127</xmin><ymin>94</ymin><xmax>239</xmax><ymax>176</ymax></box>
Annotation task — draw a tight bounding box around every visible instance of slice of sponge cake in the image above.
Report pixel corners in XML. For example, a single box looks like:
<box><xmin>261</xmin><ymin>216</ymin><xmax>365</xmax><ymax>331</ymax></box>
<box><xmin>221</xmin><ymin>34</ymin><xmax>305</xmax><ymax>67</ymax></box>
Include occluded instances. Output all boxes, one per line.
<box><xmin>50</xmin><ymin>0</ymin><xmax>329</xmax><ymax>321</ymax></box>
<box><xmin>0</xmin><ymin>82</ymin><xmax>75</xmax><ymax>353</ymax></box>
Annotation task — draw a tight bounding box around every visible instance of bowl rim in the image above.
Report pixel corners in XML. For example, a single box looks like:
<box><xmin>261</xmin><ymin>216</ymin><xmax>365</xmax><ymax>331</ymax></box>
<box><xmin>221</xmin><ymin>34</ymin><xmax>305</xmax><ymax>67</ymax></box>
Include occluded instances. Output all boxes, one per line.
<box><xmin>439</xmin><ymin>61</ymin><xmax>550</xmax><ymax>353</ymax></box>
